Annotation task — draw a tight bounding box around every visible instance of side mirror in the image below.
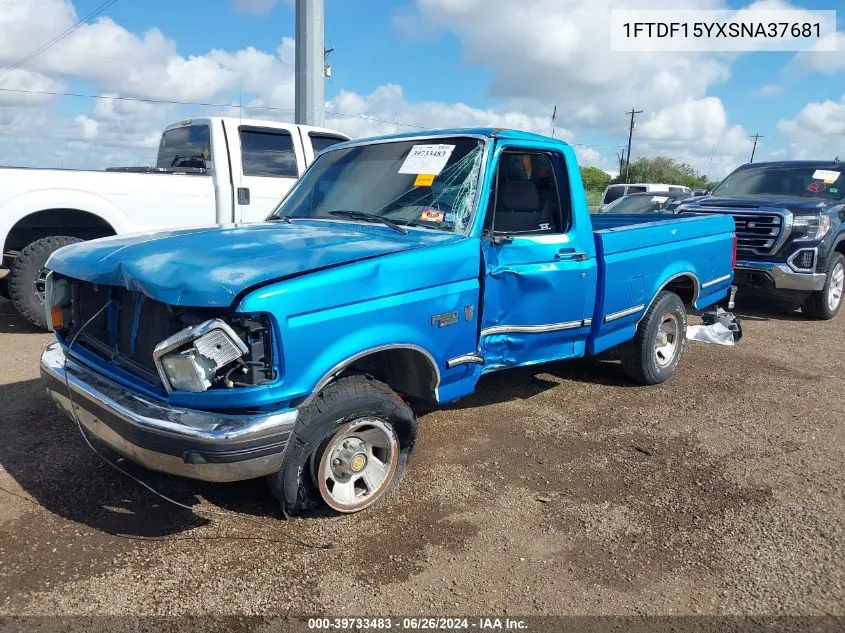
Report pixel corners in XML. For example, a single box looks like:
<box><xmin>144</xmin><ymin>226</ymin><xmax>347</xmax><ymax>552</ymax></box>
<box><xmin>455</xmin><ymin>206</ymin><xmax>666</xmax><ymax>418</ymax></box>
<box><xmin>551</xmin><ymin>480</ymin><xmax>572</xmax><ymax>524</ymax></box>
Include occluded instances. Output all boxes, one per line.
<box><xmin>491</xmin><ymin>234</ymin><xmax>513</xmax><ymax>246</ymax></box>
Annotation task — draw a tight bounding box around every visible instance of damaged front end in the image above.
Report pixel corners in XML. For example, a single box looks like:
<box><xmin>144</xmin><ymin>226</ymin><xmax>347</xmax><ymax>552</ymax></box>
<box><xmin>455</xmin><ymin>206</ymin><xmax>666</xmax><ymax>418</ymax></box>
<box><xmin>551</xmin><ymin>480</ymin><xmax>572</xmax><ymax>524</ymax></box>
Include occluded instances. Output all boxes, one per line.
<box><xmin>45</xmin><ymin>272</ymin><xmax>275</xmax><ymax>395</ymax></box>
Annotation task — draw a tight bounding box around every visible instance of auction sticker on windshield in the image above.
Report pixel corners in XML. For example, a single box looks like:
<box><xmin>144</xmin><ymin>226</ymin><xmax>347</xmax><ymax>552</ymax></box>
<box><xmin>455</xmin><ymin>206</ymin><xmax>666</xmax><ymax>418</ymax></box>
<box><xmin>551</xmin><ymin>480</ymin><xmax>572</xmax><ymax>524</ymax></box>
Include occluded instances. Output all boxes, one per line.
<box><xmin>399</xmin><ymin>144</ymin><xmax>455</xmax><ymax>176</ymax></box>
<box><xmin>812</xmin><ymin>169</ymin><xmax>840</xmax><ymax>184</ymax></box>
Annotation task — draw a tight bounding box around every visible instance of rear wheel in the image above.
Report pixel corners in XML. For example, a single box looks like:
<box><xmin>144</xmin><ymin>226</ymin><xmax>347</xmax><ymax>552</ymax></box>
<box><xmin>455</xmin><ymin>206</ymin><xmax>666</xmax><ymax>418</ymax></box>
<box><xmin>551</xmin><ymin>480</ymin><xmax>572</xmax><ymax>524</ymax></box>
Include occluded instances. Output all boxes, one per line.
<box><xmin>267</xmin><ymin>375</ymin><xmax>417</xmax><ymax>517</ymax></box>
<box><xmin>803</xmin><ymin>252</ymin><xmax>844</xmax><ymax>320</ymax></box>
<box><xmin>8</xmin><ymin>236</ymin><xmax>83</xmax><ymax>329</ymax></box>
<box><xmin>621</xmin><ymin>291</ymin><xmax>687</xmax><ymax>385</ymax></box>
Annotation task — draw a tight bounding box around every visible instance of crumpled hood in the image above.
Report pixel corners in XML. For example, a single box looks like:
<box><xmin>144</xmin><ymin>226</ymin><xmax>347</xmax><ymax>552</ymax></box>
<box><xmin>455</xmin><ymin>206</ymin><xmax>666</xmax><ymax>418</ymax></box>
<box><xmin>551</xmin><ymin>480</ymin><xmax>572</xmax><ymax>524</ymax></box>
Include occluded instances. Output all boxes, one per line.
<box><xmin>47</xmin><ymin>220</ymin><xmax>460</xmax><ymax>306</ymax></box>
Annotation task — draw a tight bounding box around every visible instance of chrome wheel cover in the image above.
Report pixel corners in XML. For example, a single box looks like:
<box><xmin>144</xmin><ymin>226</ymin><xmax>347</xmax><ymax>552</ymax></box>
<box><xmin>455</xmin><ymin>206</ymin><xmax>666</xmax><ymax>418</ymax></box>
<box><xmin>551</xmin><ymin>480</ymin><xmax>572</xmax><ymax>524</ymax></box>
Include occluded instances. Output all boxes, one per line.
<box><xmin>654</xmin><ymin>313</ymin><xmax>680</xmax><ymax>368</ymax></box>
<box><xmin>33</xmin><ymin>268</ymin><xmax>49</xmax><ymax>306</ymax></box>
<box><xmin>828</xmin><ymin>262</ymin><xmax>844</xmax><ymax>312</ymax></box>
<box><xmin>316</xmin><ymin>418</ymin><xmax>399</xmax><ymax>513</ymax></box>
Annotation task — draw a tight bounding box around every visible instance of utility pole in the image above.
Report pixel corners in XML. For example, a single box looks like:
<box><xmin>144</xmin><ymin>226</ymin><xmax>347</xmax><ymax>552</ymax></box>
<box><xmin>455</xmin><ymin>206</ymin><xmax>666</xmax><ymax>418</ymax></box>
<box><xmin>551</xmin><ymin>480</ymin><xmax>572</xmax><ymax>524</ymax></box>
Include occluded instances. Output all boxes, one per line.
<box><xmin>295</xmin><ymin>0</ymin><xmax>325</xmax><ymax>126</ymax></box>
<box><xmin>624</xmin><ymin>107</ymin><xmax>643</xmax><ymax>183</ymax></box>
<box><xmin>749</xmin><ymin>133</ymin><xmax>763</xmax><ymax>163</ymax></box>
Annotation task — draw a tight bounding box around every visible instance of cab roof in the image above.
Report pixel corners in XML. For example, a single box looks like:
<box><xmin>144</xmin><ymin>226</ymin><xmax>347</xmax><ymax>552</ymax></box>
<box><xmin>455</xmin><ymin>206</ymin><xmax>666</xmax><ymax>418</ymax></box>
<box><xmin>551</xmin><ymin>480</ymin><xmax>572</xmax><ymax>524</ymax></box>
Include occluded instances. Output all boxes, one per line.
<box><xmin>331</xmin><ymin>127</ymin><xmax>568</xmax><ymax>149</ymax></box>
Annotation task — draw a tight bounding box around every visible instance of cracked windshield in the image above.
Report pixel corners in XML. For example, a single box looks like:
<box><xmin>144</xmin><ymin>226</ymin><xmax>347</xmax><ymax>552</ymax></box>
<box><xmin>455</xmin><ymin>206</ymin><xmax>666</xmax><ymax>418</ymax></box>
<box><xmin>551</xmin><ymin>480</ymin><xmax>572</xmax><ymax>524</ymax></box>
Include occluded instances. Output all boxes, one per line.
<box><xmin>272</xmin><ymin>137</ymin><xmax>484</xmax><ymax>233</ymax></box>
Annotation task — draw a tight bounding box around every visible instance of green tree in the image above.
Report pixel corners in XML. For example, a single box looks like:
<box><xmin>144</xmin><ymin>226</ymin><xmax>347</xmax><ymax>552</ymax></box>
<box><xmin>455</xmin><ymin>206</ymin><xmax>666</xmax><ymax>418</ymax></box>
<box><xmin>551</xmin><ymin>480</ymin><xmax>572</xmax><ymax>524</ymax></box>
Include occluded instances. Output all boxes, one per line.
<box><xmin>614</xmin><ymin>156</ymin><xmax>718</xmax><ymax>190</ymax></box>
<box><xmin>580</xmin><ymin>166</ymin><xmax>612</xmax><ymax>191</ymax></box>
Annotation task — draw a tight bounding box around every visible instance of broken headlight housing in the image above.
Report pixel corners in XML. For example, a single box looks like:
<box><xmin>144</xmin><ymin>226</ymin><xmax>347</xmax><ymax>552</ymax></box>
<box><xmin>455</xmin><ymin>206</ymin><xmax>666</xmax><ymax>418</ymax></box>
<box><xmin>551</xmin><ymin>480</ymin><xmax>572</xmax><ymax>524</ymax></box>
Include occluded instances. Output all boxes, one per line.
<box><xmin>153</xmin><ymin>319</ymin><xmax>249</xmax><ymax>393</ymax></box>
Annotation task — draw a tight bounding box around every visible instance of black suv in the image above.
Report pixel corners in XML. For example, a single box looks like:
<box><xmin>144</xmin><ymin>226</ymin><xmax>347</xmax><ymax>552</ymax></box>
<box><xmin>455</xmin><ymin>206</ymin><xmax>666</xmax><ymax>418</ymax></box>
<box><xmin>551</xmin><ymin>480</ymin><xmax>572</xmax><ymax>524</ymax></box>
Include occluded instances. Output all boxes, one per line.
<box><xmin>672</xmin><ymin>161</ymin><xmax>845</xmax><ymax>319</ymax></box>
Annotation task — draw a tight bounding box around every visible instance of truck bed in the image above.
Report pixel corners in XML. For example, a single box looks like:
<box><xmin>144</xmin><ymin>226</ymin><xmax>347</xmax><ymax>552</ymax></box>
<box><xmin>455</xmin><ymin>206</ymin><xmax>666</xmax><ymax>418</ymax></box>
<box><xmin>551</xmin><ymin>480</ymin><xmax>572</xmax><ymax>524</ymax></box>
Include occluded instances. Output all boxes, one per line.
<box><xmin>588</xmin><ymin>212</ymin><xmax>736</xmax><ymax>355</ymax></box>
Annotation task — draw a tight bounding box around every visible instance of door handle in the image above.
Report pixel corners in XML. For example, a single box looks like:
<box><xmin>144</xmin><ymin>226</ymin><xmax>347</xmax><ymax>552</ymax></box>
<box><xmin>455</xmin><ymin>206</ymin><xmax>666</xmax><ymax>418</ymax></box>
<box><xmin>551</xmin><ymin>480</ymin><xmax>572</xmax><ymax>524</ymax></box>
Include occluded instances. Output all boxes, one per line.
<box><xmin>555</xmin><ymin>248</ymin><xmax>587</xmax><ymax>261</ymax></box>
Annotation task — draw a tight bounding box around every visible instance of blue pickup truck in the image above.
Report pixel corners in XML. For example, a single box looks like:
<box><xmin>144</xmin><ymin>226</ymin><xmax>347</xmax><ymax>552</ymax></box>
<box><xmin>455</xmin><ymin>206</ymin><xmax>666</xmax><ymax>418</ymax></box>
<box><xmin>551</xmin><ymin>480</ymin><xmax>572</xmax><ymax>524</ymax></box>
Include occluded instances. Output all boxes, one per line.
<box><xmin>39</xmin><ymin>128</ymin><xmax>737</xmax><ymax>516</ymax></box>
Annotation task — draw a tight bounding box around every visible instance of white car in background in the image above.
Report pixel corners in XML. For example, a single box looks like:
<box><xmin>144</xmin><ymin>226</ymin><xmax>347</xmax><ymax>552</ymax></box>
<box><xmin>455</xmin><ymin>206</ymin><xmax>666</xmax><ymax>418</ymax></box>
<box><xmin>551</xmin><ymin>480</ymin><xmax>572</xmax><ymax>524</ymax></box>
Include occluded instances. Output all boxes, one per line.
<box><xmin>600</xmin><ymin>183</ymin><xmax>692</xmax><ymax>208</ymax></box>
<box><xmin>0</xmin><ymin>116</ymin><xmax>350</xmax><ymax>328</ymax></box>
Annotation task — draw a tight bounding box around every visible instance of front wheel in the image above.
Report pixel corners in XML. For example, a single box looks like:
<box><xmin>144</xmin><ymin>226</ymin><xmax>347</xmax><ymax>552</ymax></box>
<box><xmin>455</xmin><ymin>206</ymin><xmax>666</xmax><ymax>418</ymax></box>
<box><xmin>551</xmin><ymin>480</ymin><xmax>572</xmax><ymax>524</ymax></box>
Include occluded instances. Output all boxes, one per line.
<box><xmin>621</xmin><ymin>291</ymin><xmax>687</xmax><ymax>385</ymax></box>
<box><xmin>803</xmin><ymin>252</ymin><xmax>844</xmax><ymax>320</ymax></box>
<box><xmin>267</xmin><ymin>375</ymin><xmax>417</xmax><ymax>517</ymax></box>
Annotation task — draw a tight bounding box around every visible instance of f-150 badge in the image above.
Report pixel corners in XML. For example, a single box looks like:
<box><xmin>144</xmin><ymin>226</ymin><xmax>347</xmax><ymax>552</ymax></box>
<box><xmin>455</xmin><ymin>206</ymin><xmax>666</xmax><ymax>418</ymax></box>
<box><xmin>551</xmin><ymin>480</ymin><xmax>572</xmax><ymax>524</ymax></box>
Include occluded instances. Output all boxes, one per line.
<box><xmin>431</xmin><ymin>311</ymin><xmax>458</xmax><ymax>328</ymax></box>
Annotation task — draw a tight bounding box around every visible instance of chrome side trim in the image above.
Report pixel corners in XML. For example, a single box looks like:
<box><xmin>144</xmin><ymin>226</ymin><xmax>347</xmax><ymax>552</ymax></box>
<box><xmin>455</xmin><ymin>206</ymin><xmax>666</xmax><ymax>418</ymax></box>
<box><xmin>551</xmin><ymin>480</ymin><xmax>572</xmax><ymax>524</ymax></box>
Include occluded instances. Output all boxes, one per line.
<box><xmin>153</xmin><ymin>319</ymin><xmax>249</xmax><ymax>393</ymax></box>
<box><xmin>446</xmin><ymin>354</ymin><xmax>484</xmax><ymax>369</ymax></box>
<box><xmin>605</xmin><ymin>305</ymin><xmax>646</xmax><ymax>322</ymax></box>
<box><xmin>305</xmin><ymin>343</ymin><xmax>442</xmax><ymax>406</ymax></box>
<box><xmin>481</xmin><ymin>320</ymin><xmax>583</xmax><ymax>336</ymax></box>
<box><xmin>583</xmin><ymin>318</ymin><xmax>593</xmax><ymax>326</ymax></box>
<box><xmin>702</xmin><ymin>273</ymin><xmax>732</xmax><ymax>288</ymax></box>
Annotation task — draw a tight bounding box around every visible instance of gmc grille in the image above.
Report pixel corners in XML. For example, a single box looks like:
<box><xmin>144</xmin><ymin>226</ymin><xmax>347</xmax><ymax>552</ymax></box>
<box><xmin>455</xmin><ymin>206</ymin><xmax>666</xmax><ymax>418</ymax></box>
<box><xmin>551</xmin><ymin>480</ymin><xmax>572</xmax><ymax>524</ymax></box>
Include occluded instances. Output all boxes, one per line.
<box><xmin>680</xmin><ymin>208</ymin><xmax>787</xmax><ymax>256</ymax></box>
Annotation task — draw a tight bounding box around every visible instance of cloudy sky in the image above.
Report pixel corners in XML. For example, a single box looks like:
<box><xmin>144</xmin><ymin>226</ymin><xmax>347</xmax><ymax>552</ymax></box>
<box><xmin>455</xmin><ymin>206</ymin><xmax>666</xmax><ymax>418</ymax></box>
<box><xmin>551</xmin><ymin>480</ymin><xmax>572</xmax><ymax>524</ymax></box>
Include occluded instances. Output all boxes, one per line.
<box><xmin>0</xmin><ymin>0</ymin><xmax>842</xmax><ymax>178</ymax></box>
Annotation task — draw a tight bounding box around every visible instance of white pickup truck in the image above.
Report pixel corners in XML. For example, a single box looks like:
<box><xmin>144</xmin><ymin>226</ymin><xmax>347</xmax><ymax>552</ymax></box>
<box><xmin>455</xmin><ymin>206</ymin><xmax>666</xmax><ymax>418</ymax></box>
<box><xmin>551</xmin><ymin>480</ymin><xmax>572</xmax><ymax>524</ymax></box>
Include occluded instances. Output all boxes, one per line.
<box><xmin>0</xmin><ymin>116</ymin><xmax>350</xmax><ymax>328</ymax></box>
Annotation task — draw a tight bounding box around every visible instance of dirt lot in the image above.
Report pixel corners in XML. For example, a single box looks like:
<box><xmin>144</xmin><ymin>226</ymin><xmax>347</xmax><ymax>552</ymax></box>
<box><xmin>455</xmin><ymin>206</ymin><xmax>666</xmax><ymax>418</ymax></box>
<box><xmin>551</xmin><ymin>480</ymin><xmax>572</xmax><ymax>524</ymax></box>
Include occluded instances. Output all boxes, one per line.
<box><xmin>0</xmin><ymin>291</ymin><xmax>842</xmax><ymax>617</ymax></box>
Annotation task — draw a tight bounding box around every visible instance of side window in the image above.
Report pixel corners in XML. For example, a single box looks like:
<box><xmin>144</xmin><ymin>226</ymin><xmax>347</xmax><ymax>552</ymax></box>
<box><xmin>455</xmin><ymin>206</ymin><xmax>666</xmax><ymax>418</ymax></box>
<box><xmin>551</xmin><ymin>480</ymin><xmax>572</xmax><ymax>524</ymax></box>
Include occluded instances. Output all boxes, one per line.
<box><xmin>239</xmin><ymin>127</ymin><xmax>298</xmax><ymax>178</ymax></box>
<box><xmin>486</xmin><ymin>151</ymin><xmax>568</xmax><ymax>236</ymax></box>
<box><xmin>668</xmin><ymin>186</ymin><xmax>683</xmax><ymax>192</ymax></box>
<box><xmin>627</xmin><ymin>185</ymin><xmax>647</xmax><ymax>194</ymax></box>
<box><xmin>603</xmin><ymin>185</ymin><xmax>626</xmax><ymax>204</ymax></box>
<box><xmin>309</xmin><ymin>133</ymin><xmax>348</xmax><ymax>154</ymax></box>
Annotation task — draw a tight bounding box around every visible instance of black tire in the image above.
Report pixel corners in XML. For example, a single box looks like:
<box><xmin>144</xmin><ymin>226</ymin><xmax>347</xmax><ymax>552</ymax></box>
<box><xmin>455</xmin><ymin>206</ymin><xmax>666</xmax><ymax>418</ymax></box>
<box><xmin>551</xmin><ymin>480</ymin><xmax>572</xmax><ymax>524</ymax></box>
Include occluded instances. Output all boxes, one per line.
<box><xmin>802</xmin><ymin>252</ymin><xmax>845</xmax><ymax>320</ymax></box>
<box><xmin>620</xmin><ymin>291</ymin><xmax>687</xmax><ymax>385</ymax></box>
<box><xmin>8</xmin><ymin>236</ymin><xmax>82</xmax><ymax>329</ymax></box>
<box><xmin>267</xmin><ymin>374</ymin><xmax>418</xmax><ymax>517</ymax></box>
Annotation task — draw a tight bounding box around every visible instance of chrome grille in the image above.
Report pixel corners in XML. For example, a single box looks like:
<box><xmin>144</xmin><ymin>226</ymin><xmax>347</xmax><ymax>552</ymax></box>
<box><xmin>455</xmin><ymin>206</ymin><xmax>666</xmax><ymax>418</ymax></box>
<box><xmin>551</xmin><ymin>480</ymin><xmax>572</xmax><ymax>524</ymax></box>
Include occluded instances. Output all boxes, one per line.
<box><xmin>679</xmin><ymin>207</ymin><xmax>787</xmax><ymax>256</ymax></box>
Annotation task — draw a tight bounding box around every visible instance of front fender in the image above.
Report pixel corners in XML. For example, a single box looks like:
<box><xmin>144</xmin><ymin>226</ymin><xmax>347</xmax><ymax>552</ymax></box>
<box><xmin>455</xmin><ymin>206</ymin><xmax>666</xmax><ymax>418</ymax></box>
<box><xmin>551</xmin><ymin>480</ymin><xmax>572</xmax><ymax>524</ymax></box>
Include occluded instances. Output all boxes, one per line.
<box><xmin>236</xmin><ymin>237</ymin><xmax>483</xmax><ymax>406</ymax></box>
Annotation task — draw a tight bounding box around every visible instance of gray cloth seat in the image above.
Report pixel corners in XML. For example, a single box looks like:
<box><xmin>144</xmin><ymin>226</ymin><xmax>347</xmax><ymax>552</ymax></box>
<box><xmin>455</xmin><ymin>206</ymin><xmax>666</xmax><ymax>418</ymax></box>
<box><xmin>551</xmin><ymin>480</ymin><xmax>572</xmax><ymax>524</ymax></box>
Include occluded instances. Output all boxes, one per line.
<box><xmin>494</xmin><ymin>180</ymin><xmax>554</xmax><ymax>233</ymax></box>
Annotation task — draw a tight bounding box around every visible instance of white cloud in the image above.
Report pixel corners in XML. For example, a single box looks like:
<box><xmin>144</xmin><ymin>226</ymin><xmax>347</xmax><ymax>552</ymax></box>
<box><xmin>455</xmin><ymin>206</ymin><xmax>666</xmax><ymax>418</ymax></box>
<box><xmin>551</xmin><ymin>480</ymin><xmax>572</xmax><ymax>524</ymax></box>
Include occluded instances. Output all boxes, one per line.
<box><xmin>0</xmin><ymin>0</ymin><xmax>811</xmax><ymax>178</ymax></box>
<box><xmin>778</xmin><ymin>95</ymin><xmax>845</xmax><ymax>159</ymax></box>
<box><xmin>755</xmin><ymin>84</ymin><xmax>782</xmax><ymax>98</ymax></box>
<box><xmin>0</xmin><ymin>68</ymin><xmax>65</xmax><ymax>104</ymax></box>
<box><xmin>789</xmin><ymin>32</ymin><xmax>845</xmax><ymax>75</ymax></box>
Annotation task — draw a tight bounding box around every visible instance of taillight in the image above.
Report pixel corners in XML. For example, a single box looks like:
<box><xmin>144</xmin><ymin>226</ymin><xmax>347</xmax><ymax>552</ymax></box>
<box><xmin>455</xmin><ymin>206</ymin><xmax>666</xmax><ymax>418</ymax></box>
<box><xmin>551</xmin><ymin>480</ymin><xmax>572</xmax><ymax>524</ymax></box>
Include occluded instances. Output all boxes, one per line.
<box><xmin>731</xmin><ymin>232</ymin><xmax>737</xmax><ymax>269</ymax></box>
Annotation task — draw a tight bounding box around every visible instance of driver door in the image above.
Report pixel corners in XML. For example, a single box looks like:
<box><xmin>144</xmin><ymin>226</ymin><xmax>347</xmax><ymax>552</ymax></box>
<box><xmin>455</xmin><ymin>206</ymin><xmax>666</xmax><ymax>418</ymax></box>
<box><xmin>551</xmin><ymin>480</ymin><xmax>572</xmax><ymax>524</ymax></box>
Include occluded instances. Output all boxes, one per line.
<box><xmin>480</xmin><ymin>146</ymin><xmax>597</xmax><ymax>368</ymax></box>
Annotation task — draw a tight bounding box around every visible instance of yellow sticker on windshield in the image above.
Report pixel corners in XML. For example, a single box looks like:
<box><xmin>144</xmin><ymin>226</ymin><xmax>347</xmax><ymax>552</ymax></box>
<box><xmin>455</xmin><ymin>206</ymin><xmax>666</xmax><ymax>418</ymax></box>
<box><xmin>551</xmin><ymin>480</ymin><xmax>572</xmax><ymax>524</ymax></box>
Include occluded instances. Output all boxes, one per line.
<box><xmin>414</xmin><ymin>173</ymin><xmax>435</xmax><ymax>187</ymax></box>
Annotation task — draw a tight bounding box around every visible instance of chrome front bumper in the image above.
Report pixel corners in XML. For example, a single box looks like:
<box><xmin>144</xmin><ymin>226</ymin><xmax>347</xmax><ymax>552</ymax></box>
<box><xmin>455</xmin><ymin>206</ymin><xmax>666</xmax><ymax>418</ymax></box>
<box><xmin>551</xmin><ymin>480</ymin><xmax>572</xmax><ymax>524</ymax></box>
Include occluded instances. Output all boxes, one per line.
<box><xmin>40</xmin><ymin>343</ymin><xmax>298</xmax><ymax>482</ymax></box>
<box><xmin>735</xmin><ymin>260</ymin><xmax>826</xmax><ymax>292</ymax></box>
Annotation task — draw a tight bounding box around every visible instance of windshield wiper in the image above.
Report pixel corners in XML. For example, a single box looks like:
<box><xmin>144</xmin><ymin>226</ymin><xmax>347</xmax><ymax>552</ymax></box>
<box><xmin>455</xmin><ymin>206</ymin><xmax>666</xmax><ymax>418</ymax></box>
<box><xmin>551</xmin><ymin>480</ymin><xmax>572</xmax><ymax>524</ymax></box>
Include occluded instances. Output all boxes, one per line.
<box><xmin>328</xmin><ymin>210</ymin><xmax>408</xmax><ymax>235</ymax></box>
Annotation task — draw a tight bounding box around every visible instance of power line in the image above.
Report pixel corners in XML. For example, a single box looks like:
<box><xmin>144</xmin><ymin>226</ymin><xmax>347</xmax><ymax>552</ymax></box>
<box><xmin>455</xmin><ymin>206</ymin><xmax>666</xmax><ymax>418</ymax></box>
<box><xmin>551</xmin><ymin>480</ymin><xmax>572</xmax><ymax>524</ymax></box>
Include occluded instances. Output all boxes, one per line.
<box><xmin>0</xmin><ymin>0</ymin><xmax>122</xmax><ymax>80</ymax></box>
<box><xmin>624</xmin><ymin>107</ymin><xmax>643</xmax><ymax>183</ymax></box>
<box><xmin>0</xmin><ymin>87</ymin><xmax>294</xmax><ymax>111</ymax></box>
<box><xmin>0</xmin><ymin>86</ymin><xmax>428</xmax><ymax>129</ymax></box>
<box><xmin>749</xmin><ymin>132</ymin><xmax>763</xmax><ymax>163</ymax></box>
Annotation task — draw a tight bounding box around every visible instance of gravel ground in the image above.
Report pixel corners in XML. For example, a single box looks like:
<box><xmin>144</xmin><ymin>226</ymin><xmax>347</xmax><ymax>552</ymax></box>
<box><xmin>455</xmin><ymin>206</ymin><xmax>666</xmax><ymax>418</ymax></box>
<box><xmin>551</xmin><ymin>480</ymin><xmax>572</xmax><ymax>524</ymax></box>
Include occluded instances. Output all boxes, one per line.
<box><xmin>0</xmin><ymin>292</ymin><xmax>842</xmax><ymax>617</ymax></box>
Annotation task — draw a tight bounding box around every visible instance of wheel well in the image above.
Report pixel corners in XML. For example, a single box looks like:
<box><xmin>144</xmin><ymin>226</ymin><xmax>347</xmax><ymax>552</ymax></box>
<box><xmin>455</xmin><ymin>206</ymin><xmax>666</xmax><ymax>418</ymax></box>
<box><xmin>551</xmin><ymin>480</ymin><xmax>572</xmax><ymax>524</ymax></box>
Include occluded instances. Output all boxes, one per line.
<box><xmin>3</xmin><ymin>209</ymin><xmax>116</xmax><ymax>255</ymax></box>
<box><xmin>661</xmin><ymin>274</ymin><xmax>698</xmax><ymax>305</ymax></box>
<box><xmin>835</xmin><ymin>240</ymin><xmax>845</xmax><ymax>257</ymax></box>
<box><xmin>339</xmin><ymin>347</ymin><xmax>440</xmax><ymax>402</ymax></box>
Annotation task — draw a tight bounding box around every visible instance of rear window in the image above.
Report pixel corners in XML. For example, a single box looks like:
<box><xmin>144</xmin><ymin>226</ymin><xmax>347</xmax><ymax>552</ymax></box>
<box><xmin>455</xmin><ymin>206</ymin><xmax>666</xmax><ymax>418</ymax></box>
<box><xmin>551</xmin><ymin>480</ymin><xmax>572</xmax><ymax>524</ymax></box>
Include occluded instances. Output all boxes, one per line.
<box><xmin>310</xmin><ymin>133</ymin><xmax>348</xmax><ymax>154</ymax></box>
<box><xmin>156</xmin><ymin>124</ymin><xmax>211</xmax><ymax>170</ymax></box>
<box><xmin>240</xmin><ymin>127</ymin><xmax>298</xmax><ymax>178</ymax></box>
<box><xmin>603</xmin><ymin>185</ymin><xmax>627</xmax><ymax>204</ymax></box>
